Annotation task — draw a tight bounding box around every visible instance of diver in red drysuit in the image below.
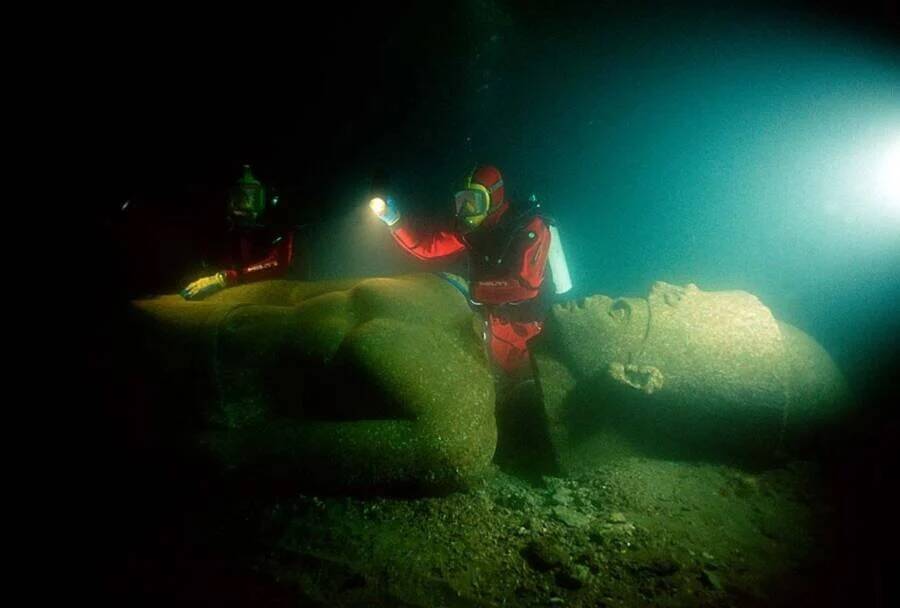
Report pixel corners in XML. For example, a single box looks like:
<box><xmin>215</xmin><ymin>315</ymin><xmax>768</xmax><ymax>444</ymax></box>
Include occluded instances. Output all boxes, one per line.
<box><xmin>182</xmin><ymin>165</ymin><xmax>294</xmax><ymax>300</ymax></box>
<box><xmin>372</xmin><ymin>165</ymin><xmax>552</xmax><ymax>378</ymax></box>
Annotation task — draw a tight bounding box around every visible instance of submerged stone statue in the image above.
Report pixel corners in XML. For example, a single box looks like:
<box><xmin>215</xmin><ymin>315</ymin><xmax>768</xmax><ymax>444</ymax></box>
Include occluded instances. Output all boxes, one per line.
<box><xmin>129</xmin><ymin>276</ymin><xmax>850</xmax><ymax>492</ymax></box>
<box><xmin>532</xmin><ymin>282</ymin><xmax>851</xmax><ymax>473</ymax></box>
<box><xmin>130</xmin><ymin>274</ymin><xmax>497</xmax><ymax>492</ymax></box>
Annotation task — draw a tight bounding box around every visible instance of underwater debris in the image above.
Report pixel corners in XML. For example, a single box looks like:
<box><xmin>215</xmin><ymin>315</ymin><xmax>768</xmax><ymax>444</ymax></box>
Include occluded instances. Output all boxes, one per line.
<box><xmin>551</xmin><ymin>505</ymin><xmax>592</xmax><ymax>528</ymax></box>
<box><xmin>700</xmin><ymin>568</ymin><xmax>724</xmax><ymax>591</ymax></box>
<box><xmin>608</xmin><ymin>512</ymin><xmax>628</xmax><ymax>524</ymax></box>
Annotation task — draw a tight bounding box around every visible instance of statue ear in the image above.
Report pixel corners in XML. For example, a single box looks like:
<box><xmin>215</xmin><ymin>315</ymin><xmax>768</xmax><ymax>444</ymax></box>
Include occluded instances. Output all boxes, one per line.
<box><xmin>609</xmin><ymin>299</ymin><xmax>633</xmax><ymax>323</ymax></box>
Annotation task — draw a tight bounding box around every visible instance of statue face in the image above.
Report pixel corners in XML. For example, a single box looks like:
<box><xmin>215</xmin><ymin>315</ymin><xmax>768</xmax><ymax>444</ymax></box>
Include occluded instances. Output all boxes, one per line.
<box><xmin>554</xmin><ymin>295</ymin><xmax>645</xmax><ymax>334</ymax></box>
<box><xmin>546</xmin><ymin>295</ymin><xmax>650</xmax><ymax>378</ymax></box>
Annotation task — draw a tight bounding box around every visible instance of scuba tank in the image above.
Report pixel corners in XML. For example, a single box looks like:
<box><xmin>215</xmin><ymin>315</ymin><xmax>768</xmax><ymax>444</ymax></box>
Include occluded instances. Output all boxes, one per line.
<box><xmin>528</xmin><ymin>194</ymin><xmax>572</xmax><ymax>295</ymax></box>
<box><xmin>547</xmin><ymin>224</ymin><xmax>572</xmax><ymax>295</ymax></box>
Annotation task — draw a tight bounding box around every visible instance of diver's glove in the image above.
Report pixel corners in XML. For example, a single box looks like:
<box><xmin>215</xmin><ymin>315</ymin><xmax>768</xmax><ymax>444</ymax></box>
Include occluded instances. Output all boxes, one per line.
<box><xmin>181</xmin><ymin>272</ymin><xmax>227</xmax><ymax>300</ymax></box>
<box><xmin>370</xmin><ymin>196</ymin><xmax>401</xmax><ymax>226</ymax></box>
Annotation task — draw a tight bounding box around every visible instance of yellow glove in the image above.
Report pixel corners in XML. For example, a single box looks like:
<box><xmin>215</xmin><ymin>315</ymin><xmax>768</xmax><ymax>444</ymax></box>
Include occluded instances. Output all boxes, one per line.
<box><xmin>181</xmin><ymin>272</ymin><xmax>227</xmax><ymax>300</ymax></box>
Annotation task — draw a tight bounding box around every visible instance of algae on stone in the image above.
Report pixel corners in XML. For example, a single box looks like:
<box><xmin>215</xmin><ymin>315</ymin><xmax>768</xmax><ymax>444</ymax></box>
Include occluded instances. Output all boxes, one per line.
<box><xmin>130</xmin><ymin>274</ymin><xmax>496</xmax><ymax>492</ymax></box>
<box><xmin>534</xmin><ymin>282</ymin><xmax>851</xmax><ymax>472</ymax></box>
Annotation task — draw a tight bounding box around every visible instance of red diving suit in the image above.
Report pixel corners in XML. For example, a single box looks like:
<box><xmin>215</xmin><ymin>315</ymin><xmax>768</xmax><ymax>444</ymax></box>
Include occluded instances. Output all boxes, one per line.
<box><xmin>182</xmin><ymin>165</ymin><xmax>298</xmax><ymax>301</ymax></box>
<box><xmin>218</xmin><ymin>226</ymin><xmax>295</xmax><ymax>286</ymax></box>
<box><xmin>391</xmin><ymin>198</ymin><xmax>552</xmax><ymax>376</ymax></box>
